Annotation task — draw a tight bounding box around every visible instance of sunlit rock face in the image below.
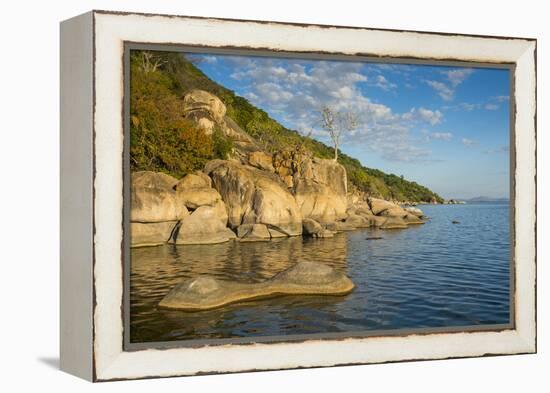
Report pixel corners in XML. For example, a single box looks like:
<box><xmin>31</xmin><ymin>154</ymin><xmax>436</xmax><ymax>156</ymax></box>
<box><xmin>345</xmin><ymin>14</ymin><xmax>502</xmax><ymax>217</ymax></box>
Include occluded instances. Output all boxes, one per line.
<box><xmin>302</xmin><ymin>218</ymin><xmax>335</xmax><ymax>238</ymax></box>
<box><xmin>247</xmin><ymin>151</ymin><xmax>275</xmax><ymax>172</ymax></box>
<box><xmin>182</xmin><ymin>89</ymin><xmax>226</xmax><ymax>135</ymax></box>
<box><xmin>182</xmin><ymin>89</ymin><xmax>263</xmax><ymax>162</ymax></box>
<box><xmin>130</xmin><ymin>171</ymin><xmax>187</xmax><ymax>247</ymax></box>
<box><xmin>380</xmin><ymin>216</ymin><xmax>409</xmax><ymax>230</ymax></box>
<box><xmin>236</xmin><ymin>223</ymin><xmax>272</xmax><ymax>242</ymax></box>
<box><xmin>131</xmin><ymin>171</ymin><xmax>188</xmax><ymax>223</ymax></box>
<box><xmin>292</xmin><ymin>157</ymin><xmax>349</xmax><ymax>224</ymax></box>
<box><xmin>205</xmin><ymin>160</ymin><xmax>303</xmax><ymax>236</ymax></box>
<box><xmin>130</xmin><ymin>221</ymin><xmax>179</xmax><ymax>248</ymax></box>
<box><xmin>171</xmin><ymin>201</ymin><xmax>236</xmax><ymax>245</ymax></box>
<box><xmin>175</xmin><ymin>172</ymin><xmax>222</xmax><ymax>210</ymax></box>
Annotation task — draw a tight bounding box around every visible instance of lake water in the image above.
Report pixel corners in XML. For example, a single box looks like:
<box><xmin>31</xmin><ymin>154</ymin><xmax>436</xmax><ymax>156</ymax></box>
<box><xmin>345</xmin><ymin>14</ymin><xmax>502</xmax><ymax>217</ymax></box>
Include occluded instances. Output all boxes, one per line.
<box><xmin>129</xmin><ymin>203</ymin><xmax>511</xmax><ymax>344</ymax></box>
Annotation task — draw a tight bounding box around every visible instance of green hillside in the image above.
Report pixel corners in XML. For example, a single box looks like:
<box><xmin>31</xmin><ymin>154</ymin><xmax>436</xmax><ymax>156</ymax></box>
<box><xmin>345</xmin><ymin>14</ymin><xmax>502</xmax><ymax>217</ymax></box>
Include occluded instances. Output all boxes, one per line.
<box><xmin>129</xmin><ymin>50</ymin><xmax>444</xmax><ymax>203</ymax></box>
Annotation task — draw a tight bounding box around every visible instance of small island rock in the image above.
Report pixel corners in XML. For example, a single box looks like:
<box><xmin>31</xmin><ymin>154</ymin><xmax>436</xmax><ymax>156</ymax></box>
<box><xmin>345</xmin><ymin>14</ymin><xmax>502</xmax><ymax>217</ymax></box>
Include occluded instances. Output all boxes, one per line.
<box><xmin>158</xmin><ymin>261</ymin><xmax>355</xmax><ymax>311</ymax></box>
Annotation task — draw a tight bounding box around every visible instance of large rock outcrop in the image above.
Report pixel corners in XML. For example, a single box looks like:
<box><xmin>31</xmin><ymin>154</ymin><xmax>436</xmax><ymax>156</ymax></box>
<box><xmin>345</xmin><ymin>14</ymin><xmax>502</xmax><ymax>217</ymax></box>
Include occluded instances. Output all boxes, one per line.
<box><xmin>168</xmin><ymin>171</ymin><xmax>238</xmax><ymax>244</ymax></box>
<box><xmin>182</xmin><ymin>89</ymin><xmax>226</xmax><ymax>135</ymax></box>
<box><xmin>175</xmin><ymin>172</ymin><xmax>222</xmax><ymax>210</ymax></box>
<box><xmin>276</xmin><ymin>148</ymin><xmax>348</xmax><ymax>223</ymax></box>
<box><xmin>358</xmin><ymin>198</ymin><xmax>425</xmax><ymax>229</ymax></box>
<box><xmin>171</xmin><ymin>201</ymin><xmax>236</xmax><ymax>245</ymax></box>
<box><xmin>403</xmin><ymin>214</ymin><xmax>425</xmax><ymax>225</ymax></box>
<box><xmin>159</xmin><ymin>261</ymin><xmax>355</xmax><ymax>311</ymax></box>
<box><xmin>130</xmin><ymin>171</ymin><xmax>188</xmax><ymax>247</ymax></box>
<box><xmin>344</xmin><ymin>213</ymin><xmax>371</xmax><ymax>228</ymax></box>
<box><xmin>248</xmin><ymin>151</ymin><xmax>274</xmax><ymax>172</ymax></box>
<box><xmin>295</xmin><ymin>179</ymin><xmax>348</xmax><ymax>224</ymax></box>
<box><xmin>368</xmin><ymin>197</ymin><xmax>402</xmax><ymax>216</ymax></box>
<box><xmin>380</xmin><ymin>217</ymin><xmax>409</xmax><ymax>229</ymax></box>
<box><xmin>175</xmin><ymin>171</ymin><xmax>212</xmax><ymax>189</ymax></box>
<box><xmin>131</xmin><ymin>221</ymin><xmax>178</xmax><ymax>247</ymax></box>
<box><xmin>131</xmin><ymin>171</ymin><xmax>188</xmax><ymax>223</ymax></box>
<box><xmin>182</xmin><ymin>89</ymin><xmax>262</xmax><ymax>160</ymax></box>
<box><xmin>368</xmin><ymin>197</ymin><xmax>414</xmax><ymax>218</ymax></box>
<box><xmin>236</xmin><ymin>223</ymin><xmax>272</xmax><ymax>242</ymax></box>
<box><xmin>205</xmin><ymin>160</ymin><xmax>303</xmax><ymax>236</ymax></box>
<box><xmin>131</xmin><ymin>170</ymin><xmax>239</xmax><ymax>247</ymax></box>
<box><xmin>302</xmin><ymin>218</ymin><xmax>335</xmax><ymax>238</ymax></box>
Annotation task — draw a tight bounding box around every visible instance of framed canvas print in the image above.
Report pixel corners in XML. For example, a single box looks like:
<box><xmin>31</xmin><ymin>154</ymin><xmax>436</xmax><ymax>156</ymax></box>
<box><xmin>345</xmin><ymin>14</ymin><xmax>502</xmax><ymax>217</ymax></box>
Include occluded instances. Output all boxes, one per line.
<box><xmin>60</xmin><ymin>10</ymin><xmax>537</xmax><ymax>381</ymax></box>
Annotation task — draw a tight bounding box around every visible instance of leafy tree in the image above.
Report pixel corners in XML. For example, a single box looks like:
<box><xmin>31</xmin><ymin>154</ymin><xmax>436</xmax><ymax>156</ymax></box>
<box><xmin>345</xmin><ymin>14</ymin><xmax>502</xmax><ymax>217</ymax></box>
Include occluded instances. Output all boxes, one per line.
<box><xmin>130</xmin><ymin>51</ymin><xmax>215</xmax><ymax>178</ymax></box>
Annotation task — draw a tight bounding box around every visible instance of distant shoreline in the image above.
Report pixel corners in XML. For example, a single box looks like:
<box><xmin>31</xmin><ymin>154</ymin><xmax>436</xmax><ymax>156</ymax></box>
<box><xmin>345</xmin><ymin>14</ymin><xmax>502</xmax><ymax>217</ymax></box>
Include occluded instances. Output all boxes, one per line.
<box><xmin>416</xmin><ymin>200</ymin><xmax>509</xmax><ymax>206</ymax></box>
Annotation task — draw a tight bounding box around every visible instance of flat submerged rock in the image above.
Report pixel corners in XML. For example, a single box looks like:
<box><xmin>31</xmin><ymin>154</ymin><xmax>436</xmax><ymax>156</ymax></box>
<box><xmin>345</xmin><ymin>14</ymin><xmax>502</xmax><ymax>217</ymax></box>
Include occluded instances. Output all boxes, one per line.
<box><xmin>158</xmin><ymin>261</ymin><xmax>355</xmax><ymax>311</ymax></box>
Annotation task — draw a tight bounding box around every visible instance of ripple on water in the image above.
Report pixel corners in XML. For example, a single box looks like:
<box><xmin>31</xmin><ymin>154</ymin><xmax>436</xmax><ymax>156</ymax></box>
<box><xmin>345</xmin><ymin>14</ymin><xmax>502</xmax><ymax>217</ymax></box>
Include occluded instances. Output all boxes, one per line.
<box><xmin>130</xmin><ymin>203</ymin><xmax>511</xmax><ymax>343</ymax></box>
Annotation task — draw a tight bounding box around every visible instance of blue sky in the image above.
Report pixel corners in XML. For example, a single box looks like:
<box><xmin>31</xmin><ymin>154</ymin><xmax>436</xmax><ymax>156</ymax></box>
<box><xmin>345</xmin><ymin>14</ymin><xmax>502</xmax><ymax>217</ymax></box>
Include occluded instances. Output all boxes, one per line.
<box><xmin>190</xmin><ymin>53</ymin><xmax>510</xmax><ymax>199</ymax></box>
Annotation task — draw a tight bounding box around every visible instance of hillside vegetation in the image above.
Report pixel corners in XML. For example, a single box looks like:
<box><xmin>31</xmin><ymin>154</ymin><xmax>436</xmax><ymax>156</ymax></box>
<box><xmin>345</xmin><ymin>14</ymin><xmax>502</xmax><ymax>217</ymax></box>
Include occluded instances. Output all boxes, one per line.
<box><xmin>130</xmin><ymin>50</ymin><xmax>443</xmax><ymax>203</ymax></box>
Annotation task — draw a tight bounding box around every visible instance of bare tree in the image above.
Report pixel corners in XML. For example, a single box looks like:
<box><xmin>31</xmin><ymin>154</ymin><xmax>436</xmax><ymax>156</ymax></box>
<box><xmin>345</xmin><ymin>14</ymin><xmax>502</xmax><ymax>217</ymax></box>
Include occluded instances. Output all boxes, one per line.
<box><xmin>320</xmin><ymin>106</ymin><xmax>359</xmax><ymax>161</ymax></box>
<box><xmin>139</xmin><ymin>51</ymin><xmax>167</xmax><ymax>73</ymax></box>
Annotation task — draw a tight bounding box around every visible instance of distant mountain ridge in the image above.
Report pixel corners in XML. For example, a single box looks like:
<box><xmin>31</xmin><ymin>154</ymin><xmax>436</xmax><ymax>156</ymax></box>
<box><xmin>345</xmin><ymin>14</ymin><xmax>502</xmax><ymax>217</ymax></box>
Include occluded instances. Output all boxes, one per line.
<box><xmin>465</xmin><ymin>196</ymin><xmax>510</xmax><ymax>203</ymax></box>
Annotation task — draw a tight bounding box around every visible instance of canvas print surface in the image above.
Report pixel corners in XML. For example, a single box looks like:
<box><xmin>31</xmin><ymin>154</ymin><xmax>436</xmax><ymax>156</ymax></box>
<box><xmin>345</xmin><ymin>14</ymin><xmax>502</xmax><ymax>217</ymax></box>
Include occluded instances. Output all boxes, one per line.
<box><xmin>128</xmin><ymin>49</ymin><xmax>511</xmax><ymax>345</ymax></box>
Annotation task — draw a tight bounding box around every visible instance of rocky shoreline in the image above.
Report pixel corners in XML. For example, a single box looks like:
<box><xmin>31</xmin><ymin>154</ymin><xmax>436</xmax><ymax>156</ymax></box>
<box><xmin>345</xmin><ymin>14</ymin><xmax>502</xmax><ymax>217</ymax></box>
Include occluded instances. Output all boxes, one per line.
<box><xmin>131</xmin><ymin>89</ymin><xmax>431</xmax><ymax>248</ymax></box>
<box><xmin>130</xmin><ymin>165</ymin><xmax>426</xmax><ymax>248</ymax></box>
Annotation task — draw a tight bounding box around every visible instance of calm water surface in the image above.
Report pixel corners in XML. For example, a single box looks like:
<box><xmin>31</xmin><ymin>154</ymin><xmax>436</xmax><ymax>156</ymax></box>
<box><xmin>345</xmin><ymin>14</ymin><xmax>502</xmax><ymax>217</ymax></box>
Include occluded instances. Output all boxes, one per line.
<box><xmin>130</xmin><ymin>203</ymin><xmax>510</xmax><ymax>343</ymax></box>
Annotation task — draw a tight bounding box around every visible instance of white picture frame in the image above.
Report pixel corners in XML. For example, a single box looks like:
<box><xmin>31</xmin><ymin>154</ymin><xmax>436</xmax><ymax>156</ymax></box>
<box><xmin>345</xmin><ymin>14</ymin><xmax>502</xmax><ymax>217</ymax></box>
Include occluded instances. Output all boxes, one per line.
<box><xmin>60</xmin><ymin>10</ymin><xmax>536</xmax><ymax>381</ymax></box>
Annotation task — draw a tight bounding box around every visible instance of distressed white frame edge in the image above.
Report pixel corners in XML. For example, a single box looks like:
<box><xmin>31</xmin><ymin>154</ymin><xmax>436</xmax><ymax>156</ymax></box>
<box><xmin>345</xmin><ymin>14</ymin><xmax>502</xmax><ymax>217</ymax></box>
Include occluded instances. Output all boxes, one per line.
<box><xmin>60</xmin><ymin>11</ymin><xmax>94</xmax><ymax>381</ymax></box>
<box><xmin>85</xmin><ymin>11</ymin><xmax>535</xmax><ymax>381</ymax></box>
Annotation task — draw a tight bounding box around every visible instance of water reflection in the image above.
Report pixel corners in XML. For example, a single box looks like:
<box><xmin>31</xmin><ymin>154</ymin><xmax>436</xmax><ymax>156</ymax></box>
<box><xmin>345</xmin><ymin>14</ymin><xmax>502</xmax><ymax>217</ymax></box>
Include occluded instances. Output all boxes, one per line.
<box><xmin>130</xmin><ymin>234</ymin><xmax>349</xmax><ymax>342</ymax></box>
<box><xmin>130</xmin><ymin>204</ymin><xmax>510</xmax><ymax>343</ymax></box>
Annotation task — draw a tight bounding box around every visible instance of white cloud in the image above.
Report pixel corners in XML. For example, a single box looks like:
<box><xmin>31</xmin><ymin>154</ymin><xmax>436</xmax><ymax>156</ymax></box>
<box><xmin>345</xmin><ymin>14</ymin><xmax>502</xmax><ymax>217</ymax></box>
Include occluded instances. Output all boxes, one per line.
<box><xmin>202</xmin><ymin>56</ymin><xmax>218</xmax><ymax>64</ymax></box>
<box><xmin>492</xmin><ymin>95</ymin><xmax>510</xmax><ymax>103</ymax></box>
<box><xmin>444</xmin><ymin>99</ymin><xmax>505</xmax><ymax>112</ymax></box>
<box><xmin>442</xmin><ymin>68</ymin><xmax>474</xmax><ymax>87</ymax></box>
<box><xmin>417</xmin><ymin>107</ymin><xmax>444</xmax><ymax>125</ymax></box>
<box><xmin>244</xmin><ymin>92</ymin><xmax>259</xmax><ymax>101</ymax></box>
<box><xmin>484</xmin><ymin>145</ymin><xmax>509</xmax><ymax>154</ymax></box>
<box><xmin>421</xmin><ymin>129</ymin><xmax>453</xmax><ymax>142</ymax></box>
<box><xmin>374</xmin><ymin>75</ymin><xmax>397</xmax><ymax>91</ymax></box>
<box><xmin>460</xmin><ymin>102</ymin><xmax>481</xmax><ymax>111</ymax></box>
<box><xmin>430</xmin><ymin>132</ymin><xmax>453</xmax><ymax>141</ymax></box>
<box><xmin>426</xmin><ymin>80</ymin><xmax>455</xmax><ymax>101</ymax></box>
<box><xmin>254</xmin><ymin>82</ymin><xmax>294</xmax><ymax>103</ymax></box>
<box><xmin>462</xmin><ymin>138</ymin><xmax>476</xmax><ymax>147</ymax></box>
<box><xmin>223</xmin><ymin>57</ymin><xmax>435</xmax><ymax>162</ymax></box>
<box><xmin>484</xmin><ymin>103</ymin><xmax>499</xmax><ymax>111</ymax></box>
<box><xmin>426</xmin><ymin>68</ymin><xmax>474</xmax><ymax>101</ymax></box>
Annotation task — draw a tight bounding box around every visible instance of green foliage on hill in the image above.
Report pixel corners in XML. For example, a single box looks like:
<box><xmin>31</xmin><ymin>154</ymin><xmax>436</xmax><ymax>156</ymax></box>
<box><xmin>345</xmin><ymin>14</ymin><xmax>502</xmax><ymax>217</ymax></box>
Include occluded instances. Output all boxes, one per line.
<box><xmin>129</xmin><ymin>51</ymin><xmax>233</xmax><ymax>178</ymax></box>
<box><xmin>129</xmin><ymin>50</ymin><xmax>443</xmax><ymax>203</ymax></box>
